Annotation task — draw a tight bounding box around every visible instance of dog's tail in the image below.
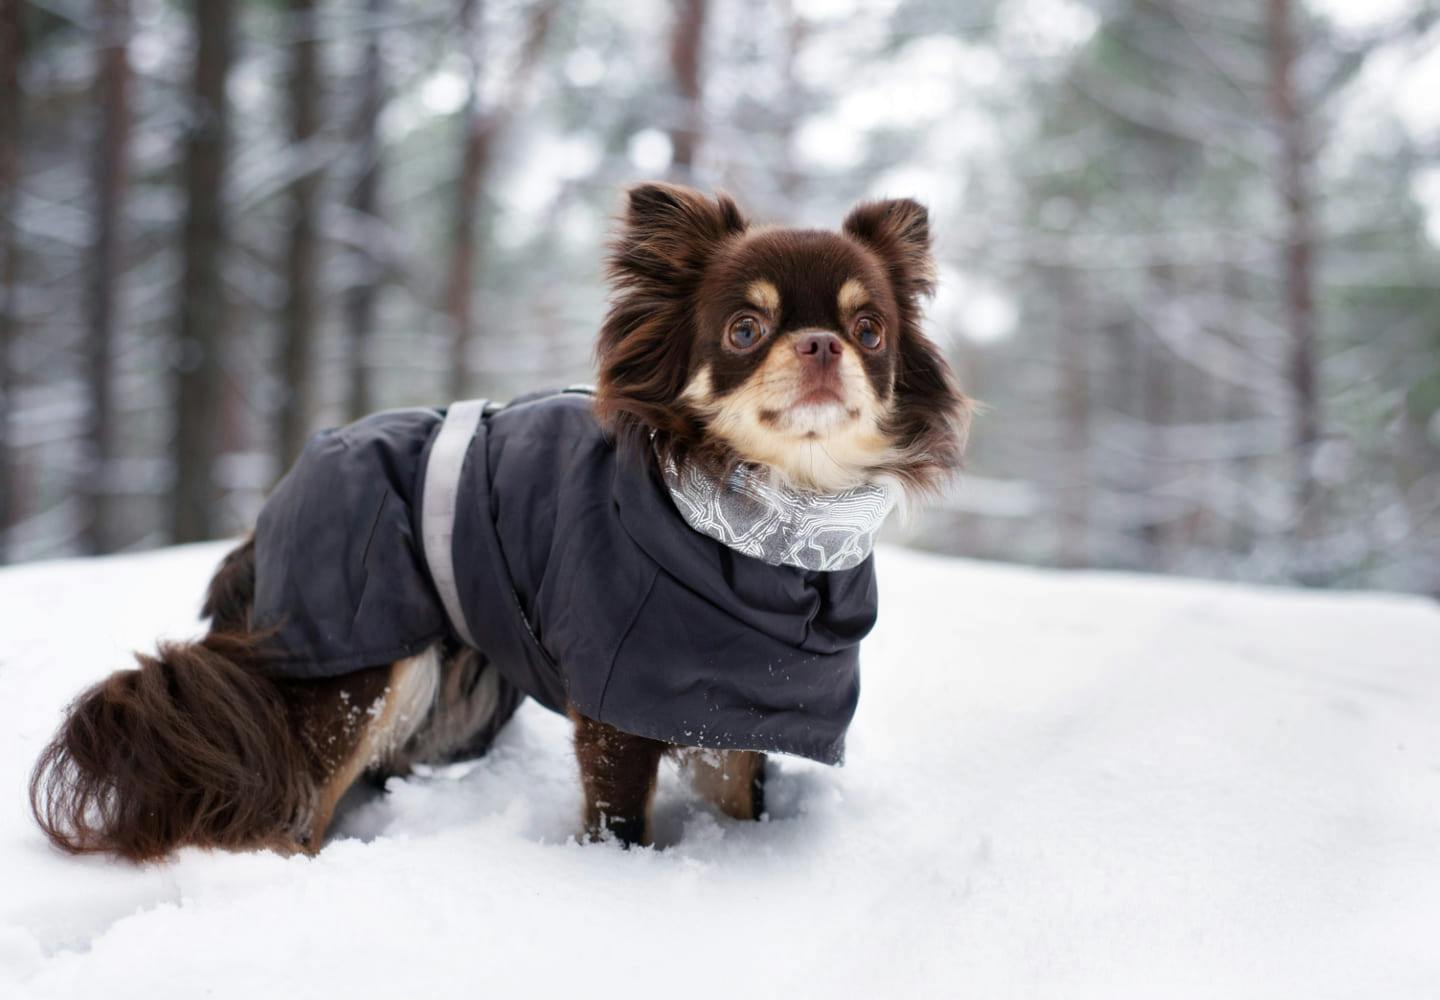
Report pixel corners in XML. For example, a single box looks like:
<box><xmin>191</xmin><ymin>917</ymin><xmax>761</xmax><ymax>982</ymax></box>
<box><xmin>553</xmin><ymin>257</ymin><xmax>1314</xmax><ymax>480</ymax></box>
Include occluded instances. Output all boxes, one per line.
<box><xmin>29</xmin><ymin>633</ymin><xmax>308</xmax><ymax>862</ymax></box>
<box><xmin>200</xmin><ymin>534</ymin><xmax>257</xmax><ymax>634</ymax></box>
<box><xmin>29</xmin><ymin>540</ymin><xmax>310</xmax><ymax>863</ymax></box>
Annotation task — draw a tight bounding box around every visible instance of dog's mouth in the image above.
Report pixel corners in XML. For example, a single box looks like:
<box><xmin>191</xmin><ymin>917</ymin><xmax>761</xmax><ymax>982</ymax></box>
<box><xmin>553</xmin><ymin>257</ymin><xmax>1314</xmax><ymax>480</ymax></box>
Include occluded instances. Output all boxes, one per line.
<box><xmin>783</xmin><ymin>369</ymin><xmax>863</xmax><ymax>424</ymax></box>
<box><xmin>762</xmin><ymin>387</ymin><xmax>862</xmax><ymax>433</ymax></box>
<box><xmin>794</xmin><ymin>385</ymin><xmax>848</xmax><ymax>409</ymax></box>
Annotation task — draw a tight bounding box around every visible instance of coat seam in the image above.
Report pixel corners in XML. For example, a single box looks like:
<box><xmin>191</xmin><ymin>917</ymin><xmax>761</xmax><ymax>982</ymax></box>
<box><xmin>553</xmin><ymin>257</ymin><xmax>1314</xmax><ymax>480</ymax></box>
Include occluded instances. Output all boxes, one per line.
<box><xmin>594</xmin><ymin>564</ymin><xmax>659</xmax><ymax>720</ymax></box>
<box><xmin>356</xmin><ymin>489</ymin><xmax>391</xmax><ymax>577</ymax></box>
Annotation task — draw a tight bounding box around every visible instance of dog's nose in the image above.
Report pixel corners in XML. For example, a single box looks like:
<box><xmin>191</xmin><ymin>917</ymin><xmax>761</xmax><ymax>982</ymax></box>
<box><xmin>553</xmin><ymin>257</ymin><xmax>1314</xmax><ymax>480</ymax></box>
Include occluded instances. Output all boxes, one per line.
<box><xmin>794</xmin><ymin>331</ymin><xmax>843</xmax><ymax>366</ymax></box>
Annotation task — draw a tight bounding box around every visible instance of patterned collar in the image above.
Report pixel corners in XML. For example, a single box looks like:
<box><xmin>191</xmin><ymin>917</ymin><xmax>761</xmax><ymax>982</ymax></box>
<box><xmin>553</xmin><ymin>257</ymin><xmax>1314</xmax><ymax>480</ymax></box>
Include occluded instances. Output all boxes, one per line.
<box><xmin>659</xmin><ymin>453</ymin><xmax>896</xmax><ymax>572</ymax></box>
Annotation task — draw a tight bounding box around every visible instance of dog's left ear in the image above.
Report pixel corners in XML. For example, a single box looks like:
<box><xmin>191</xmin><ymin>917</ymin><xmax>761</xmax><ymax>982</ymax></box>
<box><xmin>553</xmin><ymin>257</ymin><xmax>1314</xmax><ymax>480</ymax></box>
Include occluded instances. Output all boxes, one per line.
<box><xmin>845</xmin><ymin>198</ymin><xmax>968</xmax><ymax>493</ymax></box>
<box><xmin>842</xmin><ymin>198</ymin><xmax>936</xmax><ymax>301</ymax></box>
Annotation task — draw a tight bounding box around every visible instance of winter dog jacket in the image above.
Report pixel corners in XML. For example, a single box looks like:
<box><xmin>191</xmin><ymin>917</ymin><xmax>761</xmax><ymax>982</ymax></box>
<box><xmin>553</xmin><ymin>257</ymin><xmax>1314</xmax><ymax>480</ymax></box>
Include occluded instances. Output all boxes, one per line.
<box><xmin>251</xmin><ymin>388</ymin><xmax>879</xmax><ymax>764</ymax></box>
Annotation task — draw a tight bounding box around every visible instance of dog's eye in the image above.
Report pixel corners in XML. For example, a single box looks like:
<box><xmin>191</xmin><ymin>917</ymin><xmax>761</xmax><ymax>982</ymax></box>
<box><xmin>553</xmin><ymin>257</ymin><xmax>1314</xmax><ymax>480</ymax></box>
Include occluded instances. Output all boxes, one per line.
<box><xmin>728</xmin><ymin>316</ymin><xmax>765</xmax><ymax>350</ymax></box>
<box><xmin>855</xmin><ymin>317</ymin><xmax>883</xmax><ymax>350</ymax></box>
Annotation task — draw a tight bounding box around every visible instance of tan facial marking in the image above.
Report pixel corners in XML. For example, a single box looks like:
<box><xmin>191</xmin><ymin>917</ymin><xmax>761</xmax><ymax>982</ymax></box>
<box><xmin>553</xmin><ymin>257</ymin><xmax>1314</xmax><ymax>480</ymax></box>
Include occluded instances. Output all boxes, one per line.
<box><xmin>746</xmin><ymin>279</ymin><xmax>780</xmax><ymax>314</ymax></box>
<box><xmin>838</xmin><ymin>278</ymin><xmax>869</xmax><ymax>313</ymax></box>
<box><xmin>682</xmin><ymin>349</ymin><xmax>896</xmax><ymax>493</ymax></box>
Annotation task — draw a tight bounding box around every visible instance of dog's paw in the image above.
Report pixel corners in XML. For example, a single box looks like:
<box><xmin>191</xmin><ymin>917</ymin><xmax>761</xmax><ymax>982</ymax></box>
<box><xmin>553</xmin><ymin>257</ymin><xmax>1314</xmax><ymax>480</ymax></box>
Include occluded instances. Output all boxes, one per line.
<box><xmin>587</xmin><ymin>813</ymin><xmax>650</xmax><ymax>849</ymax></box>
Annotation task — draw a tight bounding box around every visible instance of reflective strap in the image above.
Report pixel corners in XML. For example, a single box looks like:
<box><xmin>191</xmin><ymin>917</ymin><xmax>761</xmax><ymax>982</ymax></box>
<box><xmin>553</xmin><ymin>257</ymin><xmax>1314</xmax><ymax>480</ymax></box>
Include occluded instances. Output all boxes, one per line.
<box><xmin>421</xmin><ymin>399</ymin><xmax>487</xmax><ymax>648</ymax></box>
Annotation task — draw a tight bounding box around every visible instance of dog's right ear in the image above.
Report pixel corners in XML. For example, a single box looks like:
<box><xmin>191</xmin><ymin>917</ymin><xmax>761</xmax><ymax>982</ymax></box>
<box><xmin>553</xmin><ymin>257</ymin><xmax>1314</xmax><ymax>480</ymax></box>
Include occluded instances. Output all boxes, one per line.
<box><xmin>596</xmin><ymin>184</ymin><xmax>747</xmax><ymax>461</ymax></box>
<box><xmin>607</xmin><ymin>183</ymin><xmax>748</xmax><ymax>293</ymax></box>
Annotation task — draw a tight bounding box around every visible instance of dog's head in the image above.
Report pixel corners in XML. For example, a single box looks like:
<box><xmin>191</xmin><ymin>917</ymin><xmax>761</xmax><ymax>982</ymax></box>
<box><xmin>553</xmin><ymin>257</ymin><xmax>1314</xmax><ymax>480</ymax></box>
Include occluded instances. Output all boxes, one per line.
<box><xmin>595</xmin><ymin>183</ymin><xmax>969</xmax><ymax>495</ymax></box>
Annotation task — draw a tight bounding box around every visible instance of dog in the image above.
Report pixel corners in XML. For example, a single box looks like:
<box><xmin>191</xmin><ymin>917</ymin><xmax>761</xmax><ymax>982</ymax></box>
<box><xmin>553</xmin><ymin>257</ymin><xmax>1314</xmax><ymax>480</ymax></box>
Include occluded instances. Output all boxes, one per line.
<box><xmin>29</xmin><ymin>183</ymin><xmax>969</xmax><ymax>860</ymax></box>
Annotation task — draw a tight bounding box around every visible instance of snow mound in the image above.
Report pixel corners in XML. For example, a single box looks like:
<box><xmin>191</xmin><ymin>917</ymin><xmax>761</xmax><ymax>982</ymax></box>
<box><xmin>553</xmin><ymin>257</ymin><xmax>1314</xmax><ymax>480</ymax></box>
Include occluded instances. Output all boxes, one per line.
<box><xmin>1</xmin><ymin>543</ymin><xmax>1437</xmax><ymax>998</ymax></box>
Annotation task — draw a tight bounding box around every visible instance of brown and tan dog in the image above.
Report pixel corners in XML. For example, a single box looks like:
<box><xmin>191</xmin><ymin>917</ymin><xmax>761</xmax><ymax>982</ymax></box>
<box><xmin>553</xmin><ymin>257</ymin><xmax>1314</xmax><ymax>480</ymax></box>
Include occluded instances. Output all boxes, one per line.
<box><xmin>30</xmin><ymin>183</ymin><xmax>968</xmax><ymax>861</ymax></box>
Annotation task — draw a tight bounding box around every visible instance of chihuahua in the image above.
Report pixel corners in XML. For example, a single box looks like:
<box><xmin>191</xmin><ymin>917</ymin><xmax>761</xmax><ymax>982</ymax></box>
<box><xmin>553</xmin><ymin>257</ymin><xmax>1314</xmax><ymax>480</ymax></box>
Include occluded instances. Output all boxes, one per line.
<box><xmin>30</xmin><ymin>183</ymin><xmax>969</xmax><ymax>860</ymax></box>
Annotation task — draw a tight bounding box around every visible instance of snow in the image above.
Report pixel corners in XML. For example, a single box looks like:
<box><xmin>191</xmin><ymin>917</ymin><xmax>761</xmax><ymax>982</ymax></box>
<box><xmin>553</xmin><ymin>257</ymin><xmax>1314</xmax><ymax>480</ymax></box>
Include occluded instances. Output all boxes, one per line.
<box><xmin>1</xmin><ymin>542</ymin><xmax>1438</xmax><ymax>998</ymax></box>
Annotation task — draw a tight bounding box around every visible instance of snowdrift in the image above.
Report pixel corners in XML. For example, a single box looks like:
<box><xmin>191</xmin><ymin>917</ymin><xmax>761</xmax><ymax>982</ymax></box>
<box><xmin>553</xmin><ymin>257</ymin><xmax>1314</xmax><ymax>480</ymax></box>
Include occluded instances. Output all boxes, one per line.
<box><xmin>1</xmin><ymin>543</ymin><xmax>1437</xmax><ymax>999</ymax></box>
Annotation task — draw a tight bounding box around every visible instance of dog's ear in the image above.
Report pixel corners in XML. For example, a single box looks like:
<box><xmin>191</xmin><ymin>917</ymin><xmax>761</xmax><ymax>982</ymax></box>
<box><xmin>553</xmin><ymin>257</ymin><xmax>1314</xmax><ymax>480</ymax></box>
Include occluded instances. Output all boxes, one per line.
<box><xmin>842</xmin><ymin>198</ymin><xmax>936</xmax><ymax>301</ymax></box>
<box><xmin>608</xmin><ymin>183</ymin><xmax>748</xmax><ymax>292</ymax></box>
<box><xmin>596</xmin><ymin>185</ymin><xmax>747</xmax><ymax>459</ymax></box>
<box><xmin>625</xmin><ymin>182</ymin><xmax>748</xmax><ymax>238</ymax></box>
<box><xmin>844</xmin><ymin>198</ymin><xmax>967</xmax><ymax>493</ymax></box>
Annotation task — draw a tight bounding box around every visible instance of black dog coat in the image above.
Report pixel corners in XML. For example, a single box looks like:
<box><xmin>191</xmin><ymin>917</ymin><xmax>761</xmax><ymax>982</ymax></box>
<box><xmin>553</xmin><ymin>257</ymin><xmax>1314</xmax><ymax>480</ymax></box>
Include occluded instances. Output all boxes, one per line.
<box><xmin>251</xmin><ymin>389</ymin><xmax>878</xmax><ymax>764</ymax></box>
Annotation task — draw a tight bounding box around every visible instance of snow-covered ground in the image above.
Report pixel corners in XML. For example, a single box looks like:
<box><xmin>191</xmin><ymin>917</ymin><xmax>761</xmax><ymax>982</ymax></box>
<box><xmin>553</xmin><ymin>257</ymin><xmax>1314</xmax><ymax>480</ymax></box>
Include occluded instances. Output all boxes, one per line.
<box><xmin>1</xmin><ymin>543</ymin><xmax>1437</xmax><ymax>999</ymax></box>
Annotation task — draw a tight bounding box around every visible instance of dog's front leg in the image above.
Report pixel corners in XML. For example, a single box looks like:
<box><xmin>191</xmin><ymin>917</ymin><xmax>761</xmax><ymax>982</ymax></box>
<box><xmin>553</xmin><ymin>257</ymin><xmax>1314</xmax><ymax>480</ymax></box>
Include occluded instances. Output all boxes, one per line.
<box><xmin>570</xmin><ymin>709</ymin><xmax>664</xmax><ymax>847</ymax></box>
<box><xmin>680</xmin><ymin>749</ymin><xmax>767</xmax><ymax>821</ymax></box>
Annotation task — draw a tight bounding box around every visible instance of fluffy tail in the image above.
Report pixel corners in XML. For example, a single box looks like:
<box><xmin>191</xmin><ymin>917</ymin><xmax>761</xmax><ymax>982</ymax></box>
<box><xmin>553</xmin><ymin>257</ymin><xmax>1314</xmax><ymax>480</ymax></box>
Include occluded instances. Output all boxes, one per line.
<box><xmin>29</xmin><ymin>630</ymin><xmax>310</xmax><ymax>862</ymax></box>
<box><xmin>201</xmin><ymin>534</ymin><xmax>256</xmax><ymax>634</ymax></box>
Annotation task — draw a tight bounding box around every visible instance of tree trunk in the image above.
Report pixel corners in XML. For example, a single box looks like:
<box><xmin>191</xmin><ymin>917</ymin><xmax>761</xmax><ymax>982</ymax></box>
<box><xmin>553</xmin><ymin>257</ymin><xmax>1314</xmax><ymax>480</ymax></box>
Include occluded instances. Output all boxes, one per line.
<box><xmin>668</xmin><ymin>0</ymin><xmax>706</xmax><ymax>178</ymax></box>
<box><xmin>446</xmin><ymin>0</ymin><xmax>487</xmax><ymax>402</ymax></box>
<box><xmin>172</xmin><ymin>0</ymin><xmax>234</xmax><ymax>544</ymax></box>
<box><xmin>1141</xmin><ymin>264</ymin><xmax>1177</xmax><ymax>573</ymax></box>
<box><xmin>345</xmin><ymin>0</ymin><xmax>385</xmax><ymax>421</ymax></box>
<box><xmin>279</xmin><ymin>0</ymin><xmax>323</xmax><ymax>467</ymax></box>
<box><xmin>1266</xmin><ymin>0</ymin><xmax>1321</xmax><ymax>548</ymax></box>
<box><xmin>84</xmin><ymin>0</ymin><xmax>131</xmax><ymax>554</ymax></box>
<box><xmin>444</xmin><ymin>0</ymin><xmax>554</xmax><ymax>401</ymax></box>
<box><xmin>0</xmin><ymin>0</ymin><xmax>24</xmax><ymax>562</ymax></box>
<box><xmin>775</xmin><ymin>0</ymin><xmax>806</xmax><ymax>207</ymax></box>
<box><xmin>1056</xmin><ymin>267</ymin><xmax>1091</xmax><ymax>568</ymax></box>
<box><xmin>1220</xmin><ymin>247</ymin><xmax>1254</xmax><ymax>559</ymax></box>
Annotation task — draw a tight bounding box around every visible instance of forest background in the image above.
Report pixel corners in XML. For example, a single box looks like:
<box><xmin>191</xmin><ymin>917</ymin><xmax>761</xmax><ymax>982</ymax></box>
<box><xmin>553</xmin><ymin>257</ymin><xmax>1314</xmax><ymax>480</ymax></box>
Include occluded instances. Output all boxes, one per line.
<box><xmin>1</xmin><ymin>0</ymin><xmax>1437</xmax><ymax>594</ymax></box>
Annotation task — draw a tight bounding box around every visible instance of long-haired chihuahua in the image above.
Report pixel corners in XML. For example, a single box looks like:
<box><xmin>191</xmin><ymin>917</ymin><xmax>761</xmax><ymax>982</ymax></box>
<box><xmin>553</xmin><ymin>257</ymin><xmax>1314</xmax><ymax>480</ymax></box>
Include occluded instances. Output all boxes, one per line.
<box><xmin>31</xmin><ymin>183</ymin><xmax>969</xmax><ymax>860</ymax></box>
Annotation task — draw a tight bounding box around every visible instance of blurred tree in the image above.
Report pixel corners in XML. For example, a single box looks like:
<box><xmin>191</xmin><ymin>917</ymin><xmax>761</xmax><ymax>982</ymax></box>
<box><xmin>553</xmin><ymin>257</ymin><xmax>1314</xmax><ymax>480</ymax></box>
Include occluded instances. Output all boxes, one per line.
<box><xmin>1266</xmin><ymin>0</ymin><xmax>1321</xmax><ymax>548</ymax></box>
<box><xmin>344</xmin><ymin>0</ymin><xmax>387</xmax><ymax>422</ymax></box>
<box><xmin>279</xmin><ymin>0</ymin><xmax>325</xmax><ymax>467</ymax></box>
<box><xmin>446</xmin><ymin>0</ymin><xmax>488</xmax><ymax>404</ymax></box>
<box><xmin>446</xmin><ymin>0</ymin><xmax>557</xmax><ymax>401</ymax></box>
<box><xmin>1053</xmin><ymin>264</ymin><xmax>1092</xmax><ymax>568</ymax></box>
<box><xmin>84</xmin><ymin>0</ymin><xmax>131</xmax><ymax>554</ymax></box>
<box><xmin>775</xmin><ymin>0</ymin><xmax>808</xmax><ymax>206</ymax></box>
<box><xmin>669</xmin><ymin>0</ymin><xmax>707</xmax><ymax>180</ymax></box>
<box><xmin>173</xmin><ymin>0</ymin><xmax>236</xmax><ymax>543</ymax></box>
<box><xmin>940</xmin><ymin>0</ymin><xmax>1440</xmax><ymax>587</ymax></box>
<box><xmin>0</xmin><ymin>0</ymin><xmax>22</xmax><ymax>561</ymax></box>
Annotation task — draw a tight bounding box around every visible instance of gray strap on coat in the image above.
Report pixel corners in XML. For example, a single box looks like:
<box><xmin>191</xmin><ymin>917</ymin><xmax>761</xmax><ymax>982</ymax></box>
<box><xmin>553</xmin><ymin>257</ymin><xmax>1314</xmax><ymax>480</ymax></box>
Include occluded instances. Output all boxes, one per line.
<box><xmin>421</xmin><ymin>399</ymin><xmax>487</xmax><ymax>648</ymax></box>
